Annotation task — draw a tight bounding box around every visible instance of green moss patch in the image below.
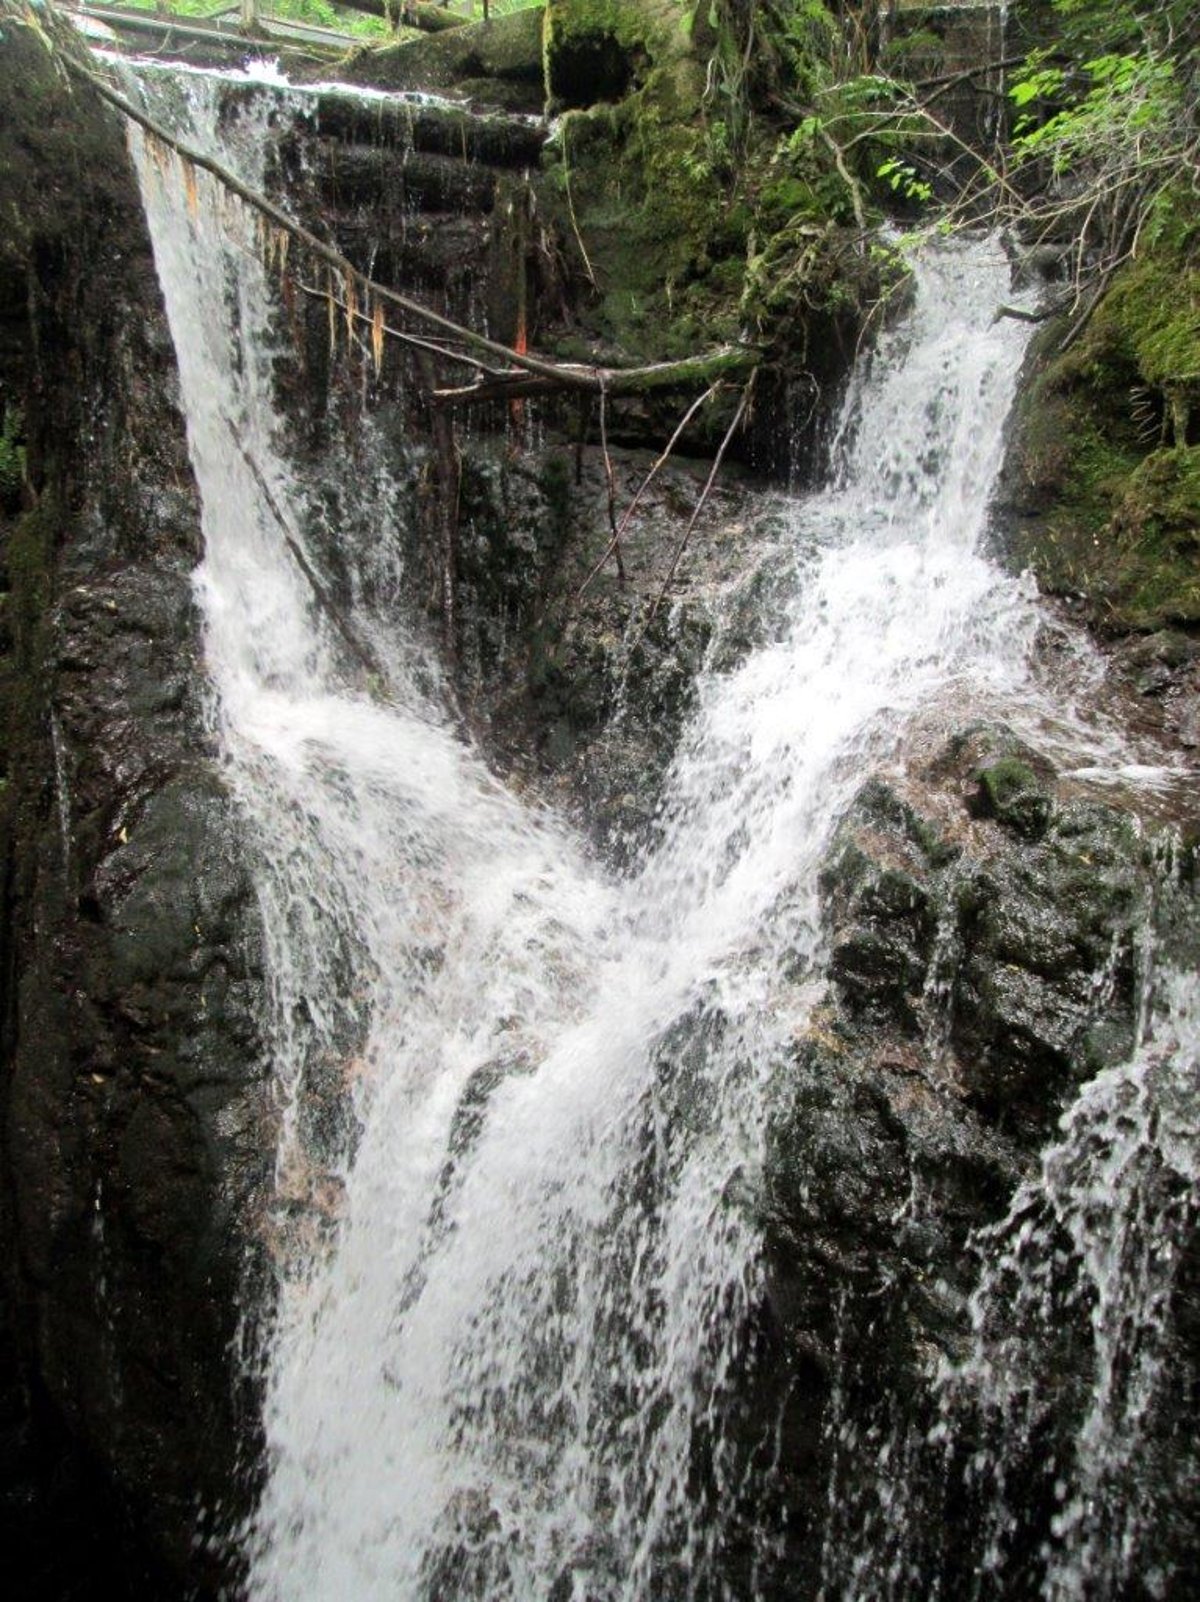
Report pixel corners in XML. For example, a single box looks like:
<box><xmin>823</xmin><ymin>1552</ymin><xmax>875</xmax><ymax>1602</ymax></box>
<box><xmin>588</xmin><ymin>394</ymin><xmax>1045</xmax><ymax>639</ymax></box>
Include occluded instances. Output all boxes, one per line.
<box><xmin>1002</xmin><ymin>203</ymin><xmax>1200</xmax><ymax>631</ymax></box>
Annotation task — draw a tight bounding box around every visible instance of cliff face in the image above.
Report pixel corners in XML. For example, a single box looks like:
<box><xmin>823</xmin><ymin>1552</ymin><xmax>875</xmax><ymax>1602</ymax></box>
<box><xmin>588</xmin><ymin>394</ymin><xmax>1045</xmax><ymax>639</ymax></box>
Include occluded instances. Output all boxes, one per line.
<box><xmin>0</xmin><ymin>16</ymin><xmax>269</xmax><ymax>1593</ymax></box>
<box><xmin>751</xmin><ymin>740</ymin><xmax>1200</xmax><ymax>1594</ymax></box>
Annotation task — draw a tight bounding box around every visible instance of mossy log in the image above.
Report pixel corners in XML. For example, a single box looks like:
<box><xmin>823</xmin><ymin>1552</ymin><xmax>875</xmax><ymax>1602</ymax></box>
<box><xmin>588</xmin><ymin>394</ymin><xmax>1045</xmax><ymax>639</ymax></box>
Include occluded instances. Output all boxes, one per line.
<box><xmin>431</xmin><ymin>346</ymin><xmax>757</xmax><ymax>405</ymax></box>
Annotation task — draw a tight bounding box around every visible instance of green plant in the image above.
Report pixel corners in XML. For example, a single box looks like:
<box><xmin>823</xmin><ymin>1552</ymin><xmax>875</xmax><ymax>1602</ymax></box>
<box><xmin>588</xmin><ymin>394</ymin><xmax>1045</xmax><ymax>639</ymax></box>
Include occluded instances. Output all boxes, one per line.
<box><xmin>875</xmin><ymin>155</ymin><xmax>930</xmax><ymax>206</ymax></box>
<box><xmin>121</xmin><ymin>0</ymin><xmax>390</xmax><ymax>41</ymax></box>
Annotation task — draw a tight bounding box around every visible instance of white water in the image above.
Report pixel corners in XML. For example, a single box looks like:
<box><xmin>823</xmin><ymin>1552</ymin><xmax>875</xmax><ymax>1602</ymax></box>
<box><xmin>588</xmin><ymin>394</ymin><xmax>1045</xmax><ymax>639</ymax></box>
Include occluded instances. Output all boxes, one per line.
<box><xmin>121</xmin><ymin>66</ymin><xmax>1194</xmax><ymax>1602</ymax></box>
<box><xmin>822</xmin><ymin>881</ymin><xmax>1200</xmax><ymax>1602</ymax></box>
<box><xmin>940</xmin><ymin>964</ymin><xmax>1200</xmax><ymax>1602</ymax></box>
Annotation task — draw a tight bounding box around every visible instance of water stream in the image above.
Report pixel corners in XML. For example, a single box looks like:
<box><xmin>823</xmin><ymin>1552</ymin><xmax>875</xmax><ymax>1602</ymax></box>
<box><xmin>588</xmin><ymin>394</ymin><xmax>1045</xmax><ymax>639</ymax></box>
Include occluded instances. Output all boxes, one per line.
<box><xmin>122</xmin><ymin>65</ymin><xmax>1197</xmax><ymax>1602</ymax></box>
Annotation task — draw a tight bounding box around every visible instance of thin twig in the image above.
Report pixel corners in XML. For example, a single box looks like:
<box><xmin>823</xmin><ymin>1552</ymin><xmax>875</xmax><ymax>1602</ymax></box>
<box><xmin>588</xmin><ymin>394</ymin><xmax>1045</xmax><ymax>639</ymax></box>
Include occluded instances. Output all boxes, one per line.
<box><xmin>818</xmin><ymin>125</ymin><xmax>866</xmax><ymax>233</ymax></box>
<box><xmin>559</xmin><ymin>114</ymin><xmax>597</xmax><ymax>290</ymax></box>
<box><xmin>297</xmin><ymin>281</ymin><xmax>509</xmax><ymax>375</ymax></box>
<box><xmin>224</xmin><ymin>421</ymin><xmax>383</xmax><ymax>680</ymax></box>
<box><xmin>643</xmin><ymin>375</ymin><xmax>756</xmax><ymax>631</ymax></box>
<box><xmin>576</xmin><ymin>383</ymin><xmax>719</xmax><ymax>600</ymax></box>
<box><xmin>597</xmin><ymin>381</ymin><xmax>625</xmax><ymax>585</ymax></box>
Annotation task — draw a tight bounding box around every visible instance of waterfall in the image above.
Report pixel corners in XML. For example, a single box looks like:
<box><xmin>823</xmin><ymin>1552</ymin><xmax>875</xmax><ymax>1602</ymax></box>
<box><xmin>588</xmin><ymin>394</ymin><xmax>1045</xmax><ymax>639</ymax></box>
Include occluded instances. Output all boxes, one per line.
<box><xmin>121</xmin><ymin>62</ymin><xmax>1196</xmax><ymax>1602</ymax></box>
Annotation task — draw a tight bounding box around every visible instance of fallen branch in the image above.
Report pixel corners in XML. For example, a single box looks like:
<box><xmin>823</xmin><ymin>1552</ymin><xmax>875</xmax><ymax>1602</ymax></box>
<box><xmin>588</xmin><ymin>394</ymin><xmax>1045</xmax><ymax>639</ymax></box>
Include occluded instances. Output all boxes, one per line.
<box><xmin>431</xmin><ymin>373</ymin><xmax>563</xmax><ymax>404</ymax></box>
<box><xmin>78</xmin><ymin>4</ymin><xmax>274</xmax><ymax>53</ymax></box>
<box><xmin>67</xmin><ymin>52</ymin><xmax>759</xmax><ymax>400</ymax></box>
<box><xmin>912</xmin><ymin>55</ymin><xmax>1032</xmax><ymax>94</ymax></box>
<box><xmin>429</xmin><ymin>345</ymin><xmax>757</xmax><ymax>404</ymax></box>
<box><xmin>995</xmin><ymin>301</ymin><xmax>1064</xmax><ymax>324</ymax></box>
<box><xmin>224</xmin><ymin>421</ymin><xmax>384</xmax><ymax>680</ymax></box>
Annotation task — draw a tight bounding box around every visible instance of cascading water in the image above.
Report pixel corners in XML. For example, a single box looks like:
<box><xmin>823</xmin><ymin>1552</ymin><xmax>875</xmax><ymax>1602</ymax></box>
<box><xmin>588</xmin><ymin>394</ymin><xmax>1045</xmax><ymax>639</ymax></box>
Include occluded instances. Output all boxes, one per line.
<box><xmin>118</xmin><ymin>59</ymin><xmax>1197</xmax><ymax>1602</ymax></box>
<box><xmin>940</xmin><ymin>964</ymin><xmax>1199</xmax><ymax>1602</ymax></box>
<box><xmin>822</xmin><ymin>942</ymin><xmax>1200</xmax><ymax>1602</ymax></box>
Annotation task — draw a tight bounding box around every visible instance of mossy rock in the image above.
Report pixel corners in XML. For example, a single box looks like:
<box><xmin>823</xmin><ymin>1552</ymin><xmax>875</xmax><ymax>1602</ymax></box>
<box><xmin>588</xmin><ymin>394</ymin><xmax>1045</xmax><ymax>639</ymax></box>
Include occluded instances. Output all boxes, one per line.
<box><xmin>538</xmin><ymin>0</ymin><xmax>739</xmax><ymax>356</ymax></box>
<box><xmin>337</xmin><ymin>6</ymin><xmax>546</xmax><ymax>111</ymax></box>
<box><xmin>997</xmin><ymin>202</ymin><xmax>1200</xmax><ymax>632</ymax></box>
<box><xmin>1094</xmin><ymin>231</ymin><xmax>1200</xmax><ymax>394</ymax></box>
<box><xmin>972</xmin><ymin>757</ymin><xmax>1053</xmax><ymax>840</ymax></box>
<box><xmin>543</xmin><ymin>0</ymin><xmax>697</xmax><ymax>110</ymax></box>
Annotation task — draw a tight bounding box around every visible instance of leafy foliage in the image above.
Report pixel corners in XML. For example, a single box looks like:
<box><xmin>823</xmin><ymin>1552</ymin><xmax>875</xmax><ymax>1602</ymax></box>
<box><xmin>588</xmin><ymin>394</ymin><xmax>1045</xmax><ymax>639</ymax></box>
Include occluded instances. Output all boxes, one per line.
<box><xmin>120</xmin><ymin>0</ymin><xmax>389</xmax><ymax>40</ymax></box>
<box><xmin>1000</xmin><ymin>0</ymin><xmax>1198</xmax><ymax>285</ymax></box>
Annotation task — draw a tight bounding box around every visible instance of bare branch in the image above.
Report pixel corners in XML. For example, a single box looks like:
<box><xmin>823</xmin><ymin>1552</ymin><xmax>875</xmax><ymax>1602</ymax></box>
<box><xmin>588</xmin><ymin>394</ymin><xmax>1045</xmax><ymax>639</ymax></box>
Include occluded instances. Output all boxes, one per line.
<box><xmin>643</xmin><ymin>375</ymin><xmax>756</xmax><ymax>630</ymax></box>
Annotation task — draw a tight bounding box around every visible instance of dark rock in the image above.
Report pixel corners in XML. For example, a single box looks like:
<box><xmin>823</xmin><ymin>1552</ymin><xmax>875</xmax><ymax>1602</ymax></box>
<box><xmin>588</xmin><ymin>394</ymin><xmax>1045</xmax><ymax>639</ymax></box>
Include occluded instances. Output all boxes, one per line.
<box><xmin>0</xmin><ymin>19</ymin><xmax>268</xmax><ymax>1595</ymax></box>
<box><xmin>749</xmin><ymin>721</ymin><xmax>1200</xmax><ymax>1594</ymax></box>
<box><xmin>443</xmin><ymin>438</ymin><xmax>776</xmax><ymax>856</ymax></box>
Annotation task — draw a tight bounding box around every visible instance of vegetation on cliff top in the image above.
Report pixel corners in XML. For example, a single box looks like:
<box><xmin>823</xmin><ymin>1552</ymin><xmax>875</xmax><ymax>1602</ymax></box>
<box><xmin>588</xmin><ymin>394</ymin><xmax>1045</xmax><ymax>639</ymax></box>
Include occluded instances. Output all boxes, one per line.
<box><xmin>994</xmin><ymin>0</ymin><xmax>1199</xmax><ymax>631</ymax></box>
<box><xmin>537</xmin><ymin>0</ymin><xmax>908</xmax><ymax>393</ymax></box>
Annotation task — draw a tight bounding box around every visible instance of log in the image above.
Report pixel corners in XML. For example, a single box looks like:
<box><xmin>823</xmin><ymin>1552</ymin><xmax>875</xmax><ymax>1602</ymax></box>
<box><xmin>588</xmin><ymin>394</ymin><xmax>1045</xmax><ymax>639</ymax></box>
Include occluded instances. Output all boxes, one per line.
<box><xmin>77</xmin><ymin>2</ymin><xmax>355</xmax><ymax>55</ymax></box>
<box><xmin>430</xmin><ymin>347</ymin><xmax>759</xmax><ymax>405</ymax></box>
<box><xmin>78</xmin><ymin>5</ymin><xmax>263</xmax><ymax>52</ymax></box>
<box><xmin>329</xmin><ymin>0</ymin><xmax>467</xmax><ymax>30</ymax></box>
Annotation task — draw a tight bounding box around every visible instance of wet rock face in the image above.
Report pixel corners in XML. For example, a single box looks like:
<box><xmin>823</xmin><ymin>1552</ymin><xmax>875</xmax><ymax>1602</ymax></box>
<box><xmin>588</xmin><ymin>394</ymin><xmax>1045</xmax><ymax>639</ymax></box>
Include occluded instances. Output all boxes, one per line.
<box><xmin>0</xmin><ymin>21</ymin><xmax>268</xmax><ymax>1595</ymax></box>
<box><xmin>445</xmin><ymin>439</ymin><xmax>792</xmax><ymax>857</ymax></box>
<box><xmin>752</xmin><ymin>724</ymin><xmax>1199</xmax><ymax>1593</ymax></box>
<box><xmin>819</xmin><ymin>733</ymin><xmax>1158</xmax><ymax>1126</ymax></box>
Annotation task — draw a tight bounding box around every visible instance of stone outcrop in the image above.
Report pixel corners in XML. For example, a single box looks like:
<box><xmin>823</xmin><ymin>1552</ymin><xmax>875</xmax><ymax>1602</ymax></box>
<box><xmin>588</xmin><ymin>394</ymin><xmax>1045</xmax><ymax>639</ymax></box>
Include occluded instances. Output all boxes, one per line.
<box><xmin>752</xmin><ymin>726</ymin><xmax>1199</xmax><ymax>1594</ymax></box>
<box><xmin>336</xmin><ymin>5</ymin><xmax>547</xmax><ymax>113</ymax></box>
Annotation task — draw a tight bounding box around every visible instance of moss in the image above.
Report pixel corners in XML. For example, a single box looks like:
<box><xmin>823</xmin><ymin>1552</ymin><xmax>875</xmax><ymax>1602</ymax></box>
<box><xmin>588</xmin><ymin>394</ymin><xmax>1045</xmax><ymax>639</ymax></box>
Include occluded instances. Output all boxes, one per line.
<box><xmin>975</xmin><ymin>759</ymin><xmax>1052</xmax><ymax>840</ymax></box>
<box><xmin>1093</xmin><ymin>230</ymin><xmax>1200</xmax><ymax>392</ymax></box>
<box><xmin>543</xmin><ymin>85</ymin><xmax>749</xmax><ymax>361</ymax></box>
<box><xmin>1117</xmin><ymin>445</ymin><xmax>1200</xmax><ymax>538</ymax></box>
<box><xmin>543</xmin><ymin>0</ymin><xmax>689</xmax><ymax>108</ymax></box>
<box><xmin>1002</xmin><ymin>200</ymin><xmax>1200</xmax><ymax>632</ymax></box>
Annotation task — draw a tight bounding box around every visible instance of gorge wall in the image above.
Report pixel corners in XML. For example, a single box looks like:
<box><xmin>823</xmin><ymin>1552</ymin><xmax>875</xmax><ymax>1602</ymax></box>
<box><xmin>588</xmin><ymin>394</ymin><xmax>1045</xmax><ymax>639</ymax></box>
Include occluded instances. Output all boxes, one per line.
<box><xmin>0</xmin><ymin>3</ymin><xmax>1197</xmax><ymax>1598</ymax></box>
